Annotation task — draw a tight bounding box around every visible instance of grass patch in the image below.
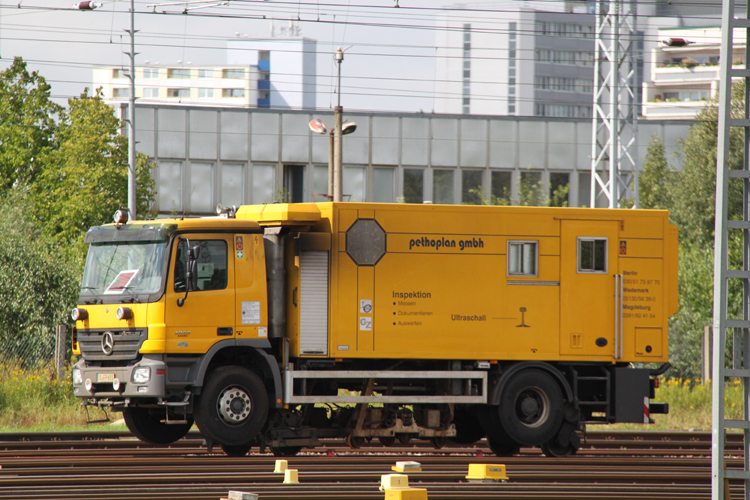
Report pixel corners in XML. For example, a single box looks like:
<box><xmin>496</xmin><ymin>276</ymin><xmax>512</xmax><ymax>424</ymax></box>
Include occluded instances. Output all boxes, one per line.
<box><xmin>0</xmin><ymin>361</ymin><xmax>126</xmax><ymax>431</ymax></box>
<box><xmin>0</xmin><ymin>365</ymin><xmax>744</xmax><ymax>433</ymax></box>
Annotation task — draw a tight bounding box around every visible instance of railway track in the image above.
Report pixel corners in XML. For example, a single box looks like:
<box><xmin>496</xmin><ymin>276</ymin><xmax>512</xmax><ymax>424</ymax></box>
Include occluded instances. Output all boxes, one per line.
<box><xmin>0</xmin><ymin>431</ymin><xmax>744</xmax><ymax>500</ymax></box>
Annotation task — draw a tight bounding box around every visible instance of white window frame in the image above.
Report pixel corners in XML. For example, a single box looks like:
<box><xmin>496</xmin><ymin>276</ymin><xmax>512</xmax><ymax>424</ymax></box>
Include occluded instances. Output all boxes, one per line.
<box><xmin>577</xmin><ymin>237</ymin><xmax>608</xmax><ymax>274</ymax></box>
<box><xmin>507</xmin><ymin>240</ymin><xmax>538</xmax><ymax>277</ymax></box>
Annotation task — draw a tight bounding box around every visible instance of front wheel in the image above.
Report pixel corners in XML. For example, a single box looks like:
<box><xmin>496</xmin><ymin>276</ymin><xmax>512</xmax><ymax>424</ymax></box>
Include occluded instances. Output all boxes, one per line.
<box><xmin>193</xmin><ymin>366</ymin><xmax>269</xmax><ymax>447</ymax></box>
<box><xmin>122</xmin><ymin>407</ymin><xmax>193</xmax><ymax>445</ymax></box>
<box><xmin>221</xmin><ymin>443</ymin><xmax>252</xmax><ymax>457</ymax></box>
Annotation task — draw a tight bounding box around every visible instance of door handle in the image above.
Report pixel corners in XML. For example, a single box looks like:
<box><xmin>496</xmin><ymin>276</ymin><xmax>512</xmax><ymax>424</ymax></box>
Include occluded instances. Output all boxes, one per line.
<box><xmin>293</xmin><ymin>287</ymin><xmax>298</xmax><ymax>307</ymax></box>
<box><xmin>217</xmin><ymin>327</ymin><xmax>233</xmax><ymax>336</ymax></box>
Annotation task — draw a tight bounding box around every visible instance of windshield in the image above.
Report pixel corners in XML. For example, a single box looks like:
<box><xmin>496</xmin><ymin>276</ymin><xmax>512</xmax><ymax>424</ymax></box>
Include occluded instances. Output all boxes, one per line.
<box><xmin>81</xmin><ymin>241</ymin><xmax>168</xmax><ymax>300</ymax></box>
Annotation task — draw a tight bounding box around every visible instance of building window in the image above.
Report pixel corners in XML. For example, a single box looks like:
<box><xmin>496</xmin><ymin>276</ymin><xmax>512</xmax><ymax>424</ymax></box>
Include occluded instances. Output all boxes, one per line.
<box><xmin>223</xmin><ymin>69</ymin><xmax>245</xmax><ymax>79</ymax></box>
<box><xmin>549</xmin><ymin>172</ymin><xmax>570</xmax><ymax>207</ymax></box>
<box><xmin>535</xmin><ymin>104</ymin><xmax>592</xmax><ymax>118</ymax></box>
<box><xmin>198</xmin><ymin>69</ymin><xmax>214</xmax><ymax>79</ymax></box>
<box><xmin>143</xmin><ymin>68</ymin><xmax>159</xmax><ymax>79</ymax></box>
<box><xmin>374</xmin><ymin>168</ymin><xmax>395</xmax><ymax>203</ymax></box>
<box><xmin>113</xmin><ymin>69</ymin><xmax>127</xmax><ymax>79</ymax></box>
<box><xmin>578</xmin><ymin>238</ymin><xmax>607</xmax><ymax>273</ymax></box>
<box><xmin>223</xmin><ymin>88</ymin><xmax>245</xmax><ymax>98</ymax></box>
<box><xmin>508</xmin><ymin>241</ymin><xmax>537</xmax><ymax>276</ymax></box>
<box><xmin>433</xmin><ymin>169</ymin><xmax>454</xmax><ymax>204</ymax></box>
<box><xmin>462</xmin><ymin>24</ymin><xmax>471</xmax><ymax>114</ymax></box>
<box><xmin>535</xmin><ymin>21</ymin><xmax>593</xmax><ymax>39</ymax></box>
<box><xmin>198</xmin><ymin>88</ymin><xmax>214</xmax><ymax>98</ymax></box>
<box><xmin>167</xmin><ymin>88</ymin><xmax>190</xmax><ymax>98</ymax></box>
<box><xmin>143</xmin><ymin>88</ymin><xmax>159</xmax><ymax>98</ymax></box>
<box><xmin>536</xmin><ymin>50</ymin><xmax>595</xmax><ymax>66</ymax></box>
<box><xmin>508</xmin><ymin>22</ymin><xmax>517</xmax><ymax>114</ymax></box>
<box><xmin>403</xmin><ymin>168</ymin><xmax>424</xmax><ymax>204</ymax></box>
<box><xmin>167</xmin><ymin>68</ymin><xmax>190</xmax><ymax>79</ymax></box>
<box><xmin>491</xmin><ymin>170</ymin><xmax>512</xmax><ymax>204</ymax></box>
<box><xmin>462</xmin><ymin>170</ymin><xmax>483</xmax><ymax>205</ymax></box>
<box><xmin>113</xmin><ymin>88</ymin><xmax>130</xmax><ymax>98</ymax></box>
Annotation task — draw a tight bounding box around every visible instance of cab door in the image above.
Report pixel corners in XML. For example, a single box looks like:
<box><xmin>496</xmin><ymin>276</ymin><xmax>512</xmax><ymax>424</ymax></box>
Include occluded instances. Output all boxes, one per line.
<box><xmin>560</xmin><ymin>220</ymin><xmax>619</xmax><ymax>358</ymax></box>
<box><xmin>165</xmin><ymin>234</ymin><xmax>235</xmax><ymax>353</ymax></box>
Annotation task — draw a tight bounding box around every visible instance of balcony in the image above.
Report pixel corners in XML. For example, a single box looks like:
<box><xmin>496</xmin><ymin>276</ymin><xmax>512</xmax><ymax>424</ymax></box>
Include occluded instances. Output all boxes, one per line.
<box><xmin>257</xmin><ymin>98</ymin><xmax>270</xmax><ymax>108</ymax></box>
<box><xmin>258</xmin><ymin>80</ymin><xmax>271</xmax><ymax>90</ymax></box>
<box><xmin>258</xmin><ymin>60</ymin><xmax>270</xmax><ymax>71</ymax></box>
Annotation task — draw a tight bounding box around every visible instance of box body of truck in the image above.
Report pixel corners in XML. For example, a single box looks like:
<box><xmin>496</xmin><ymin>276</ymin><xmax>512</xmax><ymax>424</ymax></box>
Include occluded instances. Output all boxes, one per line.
<box><xmin>72</xmin><ymin>203</ymin><xmax>677</xmax><ymax>457</ymax></box>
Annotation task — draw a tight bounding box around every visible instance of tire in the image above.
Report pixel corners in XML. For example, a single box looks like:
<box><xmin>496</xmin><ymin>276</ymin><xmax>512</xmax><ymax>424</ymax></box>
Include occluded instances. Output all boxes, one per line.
<box><xmin>221</xmin><ymin>443</ymin><xmax>252</xmax><ymax>457</ymax></box>
<box><xmin>497</xmin><ymin>369</ymin><xmax>564</xmax><ymax>447</ymax></box>
<box><xmin>487</xmin><ymin>438</ymin><xmax>520</xmax><ymax>457</ymax></box>
<box><xmin>378</xmin><ymin>436</ymin><xmax>396</xmax><ymax>447</ymax></box>
<box><xmin>122</xmin><ymin>407</ymin><xmax>193</xmax><ymax>445</ymax></box>
<box><xmin>270</xmin><ymin>446</ymin><xmax>303</xmax><ymax>457</ymax></box>
<box><xmin>451</xmin><ymin>406</ymin><xmax>486</xmax><ymax>445</ymax></box>
<box><xmin>541</xmin><ymin>428</ymin><xmax>580</xmax><ymax>458</ymax></box>
<box><xmin>193</xmin><ymin>366</ymin><xmax>269</xmax><ymax>447</ymax></box>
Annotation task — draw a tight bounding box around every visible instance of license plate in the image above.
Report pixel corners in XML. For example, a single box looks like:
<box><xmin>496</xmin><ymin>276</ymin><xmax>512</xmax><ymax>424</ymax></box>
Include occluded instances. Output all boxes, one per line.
<box><xmin>97</xmin><ymin>373</ymin><xmax>115</xmax><ymax>383</ymax></box>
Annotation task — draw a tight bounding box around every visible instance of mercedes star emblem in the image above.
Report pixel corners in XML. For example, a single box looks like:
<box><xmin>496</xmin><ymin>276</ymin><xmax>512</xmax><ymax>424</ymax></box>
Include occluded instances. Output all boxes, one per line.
<box><xmin>101</xmin><ymin>332</ymin><xmax>115</xmax><ymax>355</ymax></box>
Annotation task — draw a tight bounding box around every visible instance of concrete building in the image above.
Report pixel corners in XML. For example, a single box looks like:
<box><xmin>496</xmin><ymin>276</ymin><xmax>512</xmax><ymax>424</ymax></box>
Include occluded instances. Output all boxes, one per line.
<box><xmin>93</xmin><ymin>65</ymin><xmax>261</xmax><ymax>108</ymax></box>
<box><xmin>642</xmin><ymin>27</ymin><xmax>746</xmax><ymax>120</ymax></box>
<box><xmin>118</xmin><ymin>104</ymin><xmax>691</xmax><ymax>215</ymax></box>
<box><xmin>94</xmin><ymin>35</ymin><xmax>317</xmax><ymax>110</ymax></box>
<box><xmin>433</xmin><ymin>1</ymin><xmax>595</xmax><ymax>118</ymax></box>
<box><xmin>227</xmin><ymin>37</ymin><xmax>317</xmax><ymax>110</ymax></box>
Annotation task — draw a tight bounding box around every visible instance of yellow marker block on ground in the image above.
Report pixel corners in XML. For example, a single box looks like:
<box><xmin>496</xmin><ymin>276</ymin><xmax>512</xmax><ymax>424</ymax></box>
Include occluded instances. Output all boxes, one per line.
<box><xmin>380</xmin><ymin>473</ymin><xmax>409</xmax><ymax>490</ymax></box>
<box><xmin>384</xmin><ymin>488</ymin><xmax>428</xmax><ymax>500</ymax></box>
<box><xmin>274</xmin><ymin>459</ymin><xmax>288</xmax><ymax>473</ymax></box>
<box><xmin>283</xmin><ymin>469</ymin><xmax>299</xmax><ymax>484</ymax></box>
<box><xmin>392</xmin><ymin>461</ymin><xmax>422</xmax><ymax>472</ymax></box>
<box><xmin>466</xmin><ymin>463</ymin><xmax>508</xmax><ymax>481</ymax></box>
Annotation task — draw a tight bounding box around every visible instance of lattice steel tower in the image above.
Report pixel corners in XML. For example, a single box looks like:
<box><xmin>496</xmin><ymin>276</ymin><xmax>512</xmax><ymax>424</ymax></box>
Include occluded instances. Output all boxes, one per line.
<box><xmin>590</xmin><ymin>0</ymin><xmax>639</xmax><ymax>208</ymax></box>
<box><xmin>713</xmin><ymin>0</ymin><xmax>750</xmax><ymax>497</ymax></box>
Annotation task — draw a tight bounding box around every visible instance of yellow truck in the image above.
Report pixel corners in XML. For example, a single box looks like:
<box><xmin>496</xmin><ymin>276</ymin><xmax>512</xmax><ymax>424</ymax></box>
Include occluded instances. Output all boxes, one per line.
<box><xmin>72</xmin><ymin>202</ymin><xmax>677</xmax><ymax>457</ymax></box>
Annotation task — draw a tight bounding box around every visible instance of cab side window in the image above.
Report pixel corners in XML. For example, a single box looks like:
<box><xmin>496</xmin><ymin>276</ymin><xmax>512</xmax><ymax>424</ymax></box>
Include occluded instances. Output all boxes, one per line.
<box><xmin>174</xmin><ymin>240</ymin><xmax>228</xmax><ymax>292</ymax></box>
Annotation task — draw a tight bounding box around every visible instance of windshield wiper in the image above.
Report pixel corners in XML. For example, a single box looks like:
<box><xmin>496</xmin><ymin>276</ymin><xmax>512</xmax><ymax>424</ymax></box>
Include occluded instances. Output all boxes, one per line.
<box><xmin>121</xmin><ymin>286</ymin><xmax>141</xmax><ymax>303</ymax></box>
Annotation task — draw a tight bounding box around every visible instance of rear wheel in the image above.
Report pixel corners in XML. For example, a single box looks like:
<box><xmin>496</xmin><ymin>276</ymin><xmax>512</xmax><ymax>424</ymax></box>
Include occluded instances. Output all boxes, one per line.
<box><xmin>497</xmin><ymin>369</ymin><xmax>564</xmax><ymax>446</ymax></box>
<box><xmin>123</xmin><ymin>407</ymin><xmax>193</xmax><ymax>445</ymax></box>
<box><xmin>378</xmin><ymin>436</ymin><xmax>396</xmax><ymax>447</ymax></box>
<box><xmin>193</xmin><ymin>366</ymin><xmax>269</xmax><ymax>447</ymax></box>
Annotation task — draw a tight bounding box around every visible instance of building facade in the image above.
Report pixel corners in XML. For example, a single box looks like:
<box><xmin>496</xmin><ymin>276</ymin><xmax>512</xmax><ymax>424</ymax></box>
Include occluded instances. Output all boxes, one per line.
<box><xmin>94</xmin><ymin>36</ymin><xmax>317</xmax><ymax>110</ymax></box>
<box><xmin>433</xmin><ymin>1</ymin><xmax>595</xmax><ymax>118</ymax></box>
<box><xmin>642</xmin><ymin>27</ymin><xmax>746</xmax><ymax>120</ymax></box>
<box><xmin>120</xmin><ymin>104</ymin><xmax>691</xmax><ymax>215</ymax></box>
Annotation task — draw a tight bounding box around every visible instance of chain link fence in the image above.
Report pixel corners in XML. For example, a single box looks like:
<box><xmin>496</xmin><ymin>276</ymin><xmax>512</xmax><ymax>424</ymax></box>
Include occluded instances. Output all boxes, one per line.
<box><xmin>0</xmin><ymin>326</ymin><xmax>70</xmax><ymax>377</ymax></box>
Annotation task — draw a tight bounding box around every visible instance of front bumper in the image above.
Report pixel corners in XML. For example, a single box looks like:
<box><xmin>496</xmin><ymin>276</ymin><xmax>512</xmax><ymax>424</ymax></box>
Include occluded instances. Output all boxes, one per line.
<box><xmin>73</xmin><ymin>355</ymin><xmax>166</xmax><ymax>400</ymax></box>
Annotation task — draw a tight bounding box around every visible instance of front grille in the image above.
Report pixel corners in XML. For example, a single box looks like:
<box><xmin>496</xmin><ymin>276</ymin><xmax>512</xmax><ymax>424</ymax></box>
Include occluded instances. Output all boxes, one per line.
<box><xmin>78</xmin><ymin>329</ymin><xmax>148</xmax><ymax>361</ymax></box>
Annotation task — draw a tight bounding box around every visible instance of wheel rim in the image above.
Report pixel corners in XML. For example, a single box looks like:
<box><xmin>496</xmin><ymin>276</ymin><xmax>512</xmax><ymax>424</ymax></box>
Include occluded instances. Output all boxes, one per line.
<box><xmin>218</xmin><ymin>386</ymin><xmax>252</xmax><ymax>424</ymax></box>
<box><xmin>515</xmin><ymin>387</ymin><xmax>550</xmax><ymax>428</ymax></box>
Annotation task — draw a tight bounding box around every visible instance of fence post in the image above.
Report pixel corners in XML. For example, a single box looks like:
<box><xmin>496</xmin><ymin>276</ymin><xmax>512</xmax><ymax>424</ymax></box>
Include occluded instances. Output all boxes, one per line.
<box><xmin>704</xmin><ymin>325</ymin><xmax>711</xmax><ymax>383</ymax></box>
<box><xmin>55</xmin><ymin>325</ymin><xmax>67</xmax><ymax>380</ymax></box>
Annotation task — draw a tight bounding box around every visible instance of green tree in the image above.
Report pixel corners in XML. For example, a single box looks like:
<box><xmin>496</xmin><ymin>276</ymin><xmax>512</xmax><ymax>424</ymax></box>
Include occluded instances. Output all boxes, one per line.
<box><xmin>469</xmin><ymin>169</ymin><xmax>569</xmax><ymax>207</ymax></box>
<box><xmin>0</xmin><ymin>189</ymin><xmax>80</xmax><ymax>365</ymax></box>
<box><xmin>639</xmin><ymin>135</ymin><xmax>674</xmax><ymax>211</ymax></box>
<box><xmin>0</xmin><ymin>57</ymin><xmax>61</xmax><ymax>192</ymax></box>
<box><xmin>669</xmin><ymin>80</ymin><xmax>745</xmax><ymax>247</ymax></box>
<box><xmin>35</xmin><ymin>88</ymin><xmax>155</xmax><ymax>246</ymax></box>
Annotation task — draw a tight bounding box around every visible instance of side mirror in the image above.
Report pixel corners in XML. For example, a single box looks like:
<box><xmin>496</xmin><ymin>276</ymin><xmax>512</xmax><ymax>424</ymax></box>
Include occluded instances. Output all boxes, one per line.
<box><xmin>177</xmin><ymin>238</ymin><xmax>201</xmax><ymax>307</ymax></box>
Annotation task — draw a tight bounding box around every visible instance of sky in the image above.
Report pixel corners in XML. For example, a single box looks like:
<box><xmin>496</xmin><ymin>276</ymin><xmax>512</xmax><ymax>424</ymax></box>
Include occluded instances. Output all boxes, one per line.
<box><xmin>0</xmin><ymin>0</ymin><xmax>447</xmax><ymax>113</ymax></box>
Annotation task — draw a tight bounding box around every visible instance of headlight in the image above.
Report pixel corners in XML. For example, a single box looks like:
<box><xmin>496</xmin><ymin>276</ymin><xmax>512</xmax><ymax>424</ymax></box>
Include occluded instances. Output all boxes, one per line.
<box><xmin>132</xmin><ymin>367</ymin><xmax>151</xmax><ymax>384</ymax></box>
<box><xmin>73</xmin><ymin>369</ymin><xmax>82</xmax><ymax>385</ymax></box>
<box><xmin>71</xmin><ymin>308</ymin><xmax>88</xmax><ymax>321</ymax></box>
